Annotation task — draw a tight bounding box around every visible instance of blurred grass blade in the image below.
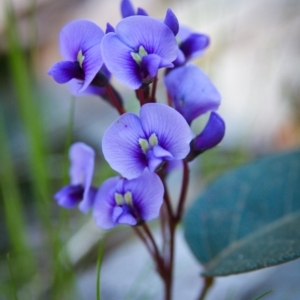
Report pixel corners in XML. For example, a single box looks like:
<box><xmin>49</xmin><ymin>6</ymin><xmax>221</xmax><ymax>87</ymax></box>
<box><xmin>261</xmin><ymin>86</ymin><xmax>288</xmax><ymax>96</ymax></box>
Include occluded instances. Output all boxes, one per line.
<box><xmin>4</xmin><ymin>0</ymin><xmax>51</xmax><ymax>221</ymax></box>
<box><xmin>7</xmin><ymin>254</ymin><xmax>19</xmax><ymax>300</ymax></box>
<box><xmin>253</xmin><ymin>290</ymin><xmax>272</xmax><ymax>300</ymax></box>
<box><xmin>4</xmin><ymin>1</ymin><xmax>77</xmax><ymax>299</ymax></box>
<box><xmin>0</xmin><ymin>110</ymin><xmax>36</xmax><ymax>280</ymax></box>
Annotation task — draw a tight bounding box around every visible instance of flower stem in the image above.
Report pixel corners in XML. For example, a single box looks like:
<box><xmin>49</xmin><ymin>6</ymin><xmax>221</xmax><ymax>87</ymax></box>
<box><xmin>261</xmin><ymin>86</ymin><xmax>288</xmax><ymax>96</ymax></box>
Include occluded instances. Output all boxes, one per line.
<box><xmin>133</xmin><ymin>226</ymin><xmax>154</xmax><ymax>259</ymax></box>
<box><xmin>175</xmin><ymin>160</ymin><xmax>190</xmax><ymax>223</ymax></box>
<box><xmin>150</xmin><ymin>76</ymin><xmax>158</xmax><ymax>102</ymax></box>
<box><xmin>198</xmin><ymin>277</ymin><xmax>214</xmax><ymax>300</ymax></box>
<box><xmin>105</xmin><ymin>84</ymin><xmax>126</xmax><ymax>115</ymax></box>
<box><xmin>136</xmin><ymin>88</ymin><xmax>146</xmax><ymax>106</ymax></box>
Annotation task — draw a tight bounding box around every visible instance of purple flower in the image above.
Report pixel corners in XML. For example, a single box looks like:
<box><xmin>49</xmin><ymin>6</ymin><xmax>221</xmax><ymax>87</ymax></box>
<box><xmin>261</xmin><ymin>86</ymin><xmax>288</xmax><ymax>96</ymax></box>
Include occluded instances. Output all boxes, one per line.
<box><xmin>67</xmin><ymin>65</ymin><xmax>111</xmax><ymax>96</ymax></box>
<box><xmin>102</xmin><ymin>103</ymin><xmax>192</xmax><ymax>179</ymax></box>
<box><xmin>93</xmin><ymin>170</ymin><xmax>164</xmax><ymax>229</ymax></box>
<box><xmin>120</xmin><ymin>0</ymin><xmax>148</xmax><ymax>18</ymax></box>
<box><xmin>48</xmin><ymin>20</ymin><xmax>104</xmax><ymax>93</ymax></box>
<box><xmin>101</xmin><ymin>16</ymin><xmax>178</xmax><ymax>89</ymax></box>
<box><xmin>173</xmin><ymin>26</ymin><xmax>209</xmax><ymax>66</ymax></box>
<box><xmin>187</xmin><ymin>112</ymin><xmax>225</xmax><ymax>161</ymax></box>
<box><xmin>54</xmin><ymin>142</ymin><xmax>96</xmax><ymax>213</ymax></box>
<box><xmin>164</xmin><ymin>64</ymin><xmax>221</xmax><ymax>124</ymax></box>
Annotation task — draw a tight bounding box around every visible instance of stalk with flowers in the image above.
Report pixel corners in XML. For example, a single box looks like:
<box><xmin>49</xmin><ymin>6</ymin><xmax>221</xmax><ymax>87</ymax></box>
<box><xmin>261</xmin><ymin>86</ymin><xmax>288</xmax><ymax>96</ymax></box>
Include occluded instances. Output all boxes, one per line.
<box><xmin>48</xmin><ymin>1</ymin><xmax>225</xmax><ymax>299</ymax></box>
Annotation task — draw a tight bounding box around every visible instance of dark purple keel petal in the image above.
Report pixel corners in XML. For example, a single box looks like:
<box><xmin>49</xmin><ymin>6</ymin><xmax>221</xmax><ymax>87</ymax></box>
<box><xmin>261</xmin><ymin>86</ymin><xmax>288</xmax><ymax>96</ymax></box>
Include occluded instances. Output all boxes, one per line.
<box><xmin>193</xmin><ymin>112</ymin><xmax>225</xmax><ymax>151</ymax></box>
<box><xmin>54</xmin><ymin>184</ymin><xmax>83</xmax><ymax>208</ymax></box>
<box><xmin>102</xmin><ymin>113</ymin><xmax>147</xmax><ymax>179</ymax></box>
<box><xmin>101</xmin><ymin>33</ymin><xmax>141</xmax><ymax>89</ymax></box>
<box><xmin>67</xmin><ymin>79</ymin><xmax>106</xmax><ymax>96</ymax></box>
<box><xmin>120</xmin><ymin>0</ymin><xmax>135</xmax><ymax>18</ymax></box>
<box><xmin>164</xmin><ymin>64</ymin><xmax>221</xmax><ymax>124</ymax></box>
<box><xmin>48</xmin><ymin>61</ymin><xmax>83</xmax><ymax>84</ymax></box>
<box><xmin>59</xmin><ymin>20</ymin><xmax>104</xmax><ymax>61</ymax></box>
<box><xmin>124</xmin><ymin>170</ymin><xmax>164</xmax><ymax>221</ymax></box>
<box><xmin>93</xmin><ymin>177</ymin><xmax>121</xmax><ymax>229</ymax></box>
<box><xmin>180</xmin><ymin>33</ymin><xmax>210</xmax><ymax>60</ymax></box>
<box><xmin>115</xmin><ymin>16</ymin><xmax>178</xmax><ymax>61</ymax></box>
<box><xmin>140</xmin><ymin>103</ymin><xmax>192</xmax><ymax>160</ymax></box>
<box><xmin>163</xmin><ymin>8</ymin><xmax>179</xmax><ymax>36</ymax></box>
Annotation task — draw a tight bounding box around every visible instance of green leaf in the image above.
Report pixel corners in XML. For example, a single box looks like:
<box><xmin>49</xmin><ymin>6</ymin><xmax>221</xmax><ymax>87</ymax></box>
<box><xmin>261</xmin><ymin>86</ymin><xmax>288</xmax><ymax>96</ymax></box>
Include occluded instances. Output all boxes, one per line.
<box><xmin>183</xmin><ymin>150</ymin><xmax>300</xmax><ymax>276</ymax></box>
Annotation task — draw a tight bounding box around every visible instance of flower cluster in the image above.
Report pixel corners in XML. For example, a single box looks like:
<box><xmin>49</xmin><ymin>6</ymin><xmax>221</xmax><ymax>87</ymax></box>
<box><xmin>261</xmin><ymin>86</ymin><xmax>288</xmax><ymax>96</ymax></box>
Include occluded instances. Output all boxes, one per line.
<box><xmin>51</xmin><ymin>0</ymin><xmax>225</xmax><ymax>230</ymax></box>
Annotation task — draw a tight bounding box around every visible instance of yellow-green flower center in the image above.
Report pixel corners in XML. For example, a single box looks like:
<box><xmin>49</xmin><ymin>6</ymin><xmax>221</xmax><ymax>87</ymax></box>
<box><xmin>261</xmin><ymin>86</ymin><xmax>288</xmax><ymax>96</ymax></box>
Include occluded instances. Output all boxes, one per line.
<box><xmin>114</xmin><ymin>191</ymin><xmax>133</xmax><ymax>206</ymax></box>
<box><xmin>139</xmin><ymin>133</ymin><xmax>158</xmax><ymax>154</ymax></box>
<box><xmin>131</xmin><ymin>45</ymin><xmax>148</xmax><ymax>65</ymax></box>
<box><xmin>77</xmin><ymin>50</ymin><xmax>85</xmax><ymax>68</ymax></box>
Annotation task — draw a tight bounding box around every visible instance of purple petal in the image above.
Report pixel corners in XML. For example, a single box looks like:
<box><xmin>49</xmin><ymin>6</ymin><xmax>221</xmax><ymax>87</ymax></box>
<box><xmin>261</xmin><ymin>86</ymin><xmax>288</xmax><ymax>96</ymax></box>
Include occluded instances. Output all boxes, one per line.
<box><xmin>102</xmin><ymin>113</ymin><xmax>147</xmax><ymax>179</ymax></box>
<box><xmin>54</xmin><ymin>184</ymin><xmax>83</xmax><ymax>208</ymax></box>
<box><xmin>116</xmin><ymin>206</ymin><xmax>137</xmax><ymax>225</ymax></box>
<box><xmin>69</xmin><ymin>142</ymin><xmax>95</xmax><ymax>213</ymax></box>
<box><xmin>48</xmin><ymin>61</ymin><xmax>83</xmax><ymax>84</ymax></box>
<box><xmin>124</xmin><ymin>170</ymin><xmax>164</xmax><ymax>221</ymax></box>
<box><xmin>120</xmin><ymin>0</ymin><xmax>135</xmax><ymax>18</ymax></box>
<box><xmin>78</xmin><ymin>187</ymin><xmax>97</xmax><ymax>213</ymax></box>
<box><xmin>101</xmin><ymin>33</ymin><xmax>142</xmax><ymax>89</ymax></box>
<box><xmin>137</xmin><ymin>8</ymin><xmax>148</xmax><ymax>16</ymax></box>
<box><xmin>106</xmin><ymin>22</ymin><xmax>115</xmax><ymax>33</ymax></box>
<box><xmin>180</xmin><ymin>33</ymin><xmax>209</xmax><ymax>60</ymax></box>
<box><xmin>141</xmin><ymin>54</ymin><xmax>161</xmax><ymax>78</ymax></box>
<box><xmin>164</xmin><ymin>64</ymin><xmax>221</xmax><ymax>124</ymax></box>
<box><xmin>172</xmin><ymin>49</ymin><xmax>186</xmax><ymax>66</ymax></box>
<box><xmin>59</xmin><ymin>20</ymin><xmax>104</xmax><ymax>61</ymax></box>
<box><xmin>153</xmin><ymin>145</ymin><xmax>173</xmax><ymax>159</ymax></box>
<box><xmin>140</xmin><ymin>103</ymin><xmax>192</xmax><ymax>160</ymax></box>
<box><xmin>163</xmin><ymin>8</ymin><xmax>179</xmax><ymax>36</ymax></box>
<box><xmin>80</xmin><ymin>43</ymin><xmax>104</xmax><ymax>91</ymax></box>
<box><xmin>193</xmin><ymin>112</ymin><xmax>225</xmax><ymax>151</ymax></box>
<box><xmin>115</xmin><ymin>16</ymin><xmax>178</xmax><ymax>61</ymax></box>
<box><xmin>93</xmin><ymin>177</ymin><xmax>121</xmax><ymax>229</ymax></box>
<box><xmin>147</xmin><ymin>155</ymin><xmax>163</xmax><ymax>172</ymax></box>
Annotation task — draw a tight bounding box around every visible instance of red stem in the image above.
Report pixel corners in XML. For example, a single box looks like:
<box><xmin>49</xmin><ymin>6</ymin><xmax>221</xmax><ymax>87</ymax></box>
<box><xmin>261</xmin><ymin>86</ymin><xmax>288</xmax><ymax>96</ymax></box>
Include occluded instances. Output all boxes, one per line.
<box><xmin>133</xmin><ymin>226</ymin><xmax>154</xmax><ymax>260</ymax></box>
<box><xmin>141</xmin><ymin>222</ymin><xmax>165</xmax><ymax>277</ymax></box>
<box><xmin>198</xmin><ymin>277</ymin><xmax>214</xmax><ymax>300</ymax></box>
<box><xmin>150</xmin><ymin>76</ymin><xmax>158</xmax><ymax>102</ymax></box>
<box><xmin>136</xmin><ymin>88</ymin><xmax>146</xmax><ymax>106</ymax></box>
<box><xmin>105</xmin><ymin>85</ymin><xmax>126</xmax><ymax>115</ymax></box>
<box><xmin>175</xmin><ymin>160</ymin><xmax>190</xmax><ymax>223</ymax></box>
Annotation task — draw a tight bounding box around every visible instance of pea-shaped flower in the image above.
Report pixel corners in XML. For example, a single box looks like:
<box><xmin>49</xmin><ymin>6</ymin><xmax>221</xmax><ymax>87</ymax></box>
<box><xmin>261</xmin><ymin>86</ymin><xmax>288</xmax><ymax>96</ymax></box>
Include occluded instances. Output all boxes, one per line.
<box><xmin>93</xmin><ymin>170</ymin><xmax>164</xmax><ymax>229</ymax></box>
<box><xmin>186</xmin><ymin>112</ymin><xmax>225</xmax><ymax>161</ymax></box>
<box><xmin>48</xmin><ymin>20</ymin><xmax>104</xmax><ymax>93</ymax></box>
<box><xmin>174</xmin><ymin>26</ymin><xmax>210</xmax><ymax>66</ymax></box>
<box><xmin>54</xmin><ymin>142</ymin><xmax>96</xmax><ymax>213</ymax></box>
<box><xmin>102</xmin><ymin>103</ymin><xmax>192</xmax><ymax>179</ymax></box>
<box><xmin>164</xmin><ymin>64</ymin><xmax>221</xmax><ymax>124</ymax></box>
<box><xmin>101</xmin><ymin>15</ymin><xmax>178</xmax><ymax>89</ymax></box>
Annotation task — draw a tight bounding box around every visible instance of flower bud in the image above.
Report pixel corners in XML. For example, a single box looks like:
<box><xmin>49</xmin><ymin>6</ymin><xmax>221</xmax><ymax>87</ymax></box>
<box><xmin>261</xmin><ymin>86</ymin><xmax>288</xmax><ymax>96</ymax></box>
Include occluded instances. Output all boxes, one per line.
<box><xmin>186</xmin><ymin>112</ymin><xmax>225</xmax><ymax>161</ymax></box>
